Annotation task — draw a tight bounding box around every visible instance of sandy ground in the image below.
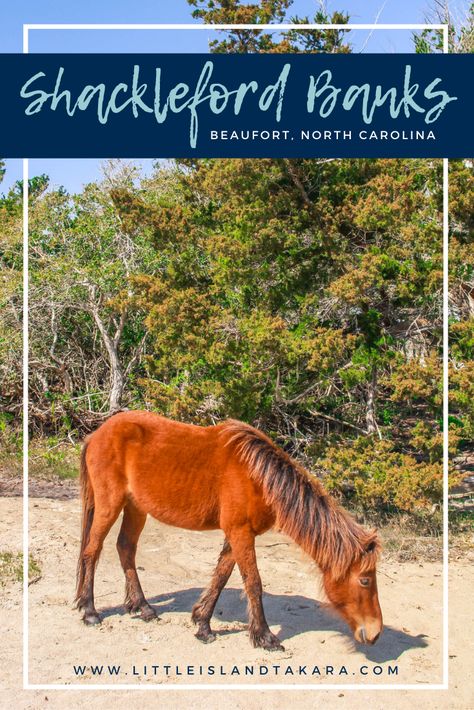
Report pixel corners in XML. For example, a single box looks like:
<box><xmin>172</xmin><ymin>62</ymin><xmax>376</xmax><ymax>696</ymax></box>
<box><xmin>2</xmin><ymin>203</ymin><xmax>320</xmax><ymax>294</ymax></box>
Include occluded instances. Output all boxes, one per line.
<box><xmin>0</xmin><ymin>495</ymin><xmax>473</xmax><ymax>709</ymax></box>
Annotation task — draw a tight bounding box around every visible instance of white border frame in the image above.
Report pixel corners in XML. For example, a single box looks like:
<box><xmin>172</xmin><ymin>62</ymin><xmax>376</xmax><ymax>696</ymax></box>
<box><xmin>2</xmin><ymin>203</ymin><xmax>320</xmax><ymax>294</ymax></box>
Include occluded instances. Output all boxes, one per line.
<box><xmin>22</xmin><ymin>22</ymin><xmax>450</xmax><ymax>692</ymax></box>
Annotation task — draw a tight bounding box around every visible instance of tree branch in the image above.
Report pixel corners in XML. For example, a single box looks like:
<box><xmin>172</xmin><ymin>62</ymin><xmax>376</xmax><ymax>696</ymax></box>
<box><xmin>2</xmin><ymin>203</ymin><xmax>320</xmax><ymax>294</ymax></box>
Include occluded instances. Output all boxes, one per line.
<box><xmin>308</xmin><ymin>409</ymin><xmax>368</xmax><ymax>434</ymax></box>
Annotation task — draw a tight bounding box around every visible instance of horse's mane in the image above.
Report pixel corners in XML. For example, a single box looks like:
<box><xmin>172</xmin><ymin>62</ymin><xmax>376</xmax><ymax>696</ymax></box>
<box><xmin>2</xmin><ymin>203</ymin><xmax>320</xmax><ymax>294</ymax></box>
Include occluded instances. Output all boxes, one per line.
<box><xmin>221</xmin><ymin>420</ymin><xmax>380</xmax><ymax>580</ymax></box>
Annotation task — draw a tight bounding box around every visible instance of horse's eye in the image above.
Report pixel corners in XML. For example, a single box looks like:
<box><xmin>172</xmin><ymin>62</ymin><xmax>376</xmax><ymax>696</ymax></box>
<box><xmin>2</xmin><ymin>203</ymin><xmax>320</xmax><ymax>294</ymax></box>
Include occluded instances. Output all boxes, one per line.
<box><xmin>359</xmin><ymin>577</ymin><xmax>370</xmax><ymax>587</ymax></box>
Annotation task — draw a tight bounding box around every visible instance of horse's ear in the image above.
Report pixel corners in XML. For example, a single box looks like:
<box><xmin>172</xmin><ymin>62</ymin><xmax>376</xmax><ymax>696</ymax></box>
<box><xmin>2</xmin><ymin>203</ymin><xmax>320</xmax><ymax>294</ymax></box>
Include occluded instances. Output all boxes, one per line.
<box><xmin>364</xmin><ymin>532</ymin><xmax>380</xmax><ymax>554</ymax></box>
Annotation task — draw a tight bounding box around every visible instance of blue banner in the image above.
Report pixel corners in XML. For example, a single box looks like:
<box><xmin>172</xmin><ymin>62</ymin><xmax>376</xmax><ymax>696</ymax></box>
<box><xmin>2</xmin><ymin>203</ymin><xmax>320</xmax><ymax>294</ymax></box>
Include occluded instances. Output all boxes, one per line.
<box><xmin>2</xmin><ymin>53</ymin><xmax>473</xmax><ymax>157</ymax></box>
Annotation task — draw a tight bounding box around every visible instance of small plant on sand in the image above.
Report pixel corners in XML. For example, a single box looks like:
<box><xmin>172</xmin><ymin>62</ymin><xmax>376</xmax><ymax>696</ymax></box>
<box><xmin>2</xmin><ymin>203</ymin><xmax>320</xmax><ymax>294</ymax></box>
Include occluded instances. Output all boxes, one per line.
<box><xmin>0</xmin><ymin>552</ymin><xmax>41</xmax><ymax>585</ymax></box>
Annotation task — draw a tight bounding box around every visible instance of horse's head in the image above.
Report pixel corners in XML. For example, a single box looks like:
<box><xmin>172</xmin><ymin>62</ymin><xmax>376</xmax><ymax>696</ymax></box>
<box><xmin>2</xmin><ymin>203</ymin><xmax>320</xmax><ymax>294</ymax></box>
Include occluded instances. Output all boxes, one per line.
<box><xmin>322</xmin><ymin>536</ymin><xmax>383</xmax><ymax>645</ymax></box>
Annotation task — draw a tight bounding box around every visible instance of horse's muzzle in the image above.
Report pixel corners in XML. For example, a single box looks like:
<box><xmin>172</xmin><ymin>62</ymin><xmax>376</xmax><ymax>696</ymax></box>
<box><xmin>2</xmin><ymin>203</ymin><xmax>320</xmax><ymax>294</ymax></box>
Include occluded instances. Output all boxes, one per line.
<box><xmin>355</xmin><ymin>624</ymin><xmax>382</xmax><ymax>645</ymax></box>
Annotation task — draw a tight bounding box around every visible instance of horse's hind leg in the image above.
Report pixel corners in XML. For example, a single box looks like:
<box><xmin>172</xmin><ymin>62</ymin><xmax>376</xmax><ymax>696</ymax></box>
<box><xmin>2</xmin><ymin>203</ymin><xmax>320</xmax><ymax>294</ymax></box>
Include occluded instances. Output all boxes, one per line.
<box><xmin>117</xmin><ymin>500</ymin><xmax>159</xmax><ymax>622</ymax></box>
<box><xmin>191</xmin><ymin>539</ymin><xmax>235</xmax><ymax>643</ymax></box>
<box><xmin>79</xmin><ymin>495</ymin><xmax>124</xmax><ymax>626</ymax></box>
<box><xmin>228</xmin><ymin>526</ymin><xmax>284</xmax><ymax>651</ymax></box>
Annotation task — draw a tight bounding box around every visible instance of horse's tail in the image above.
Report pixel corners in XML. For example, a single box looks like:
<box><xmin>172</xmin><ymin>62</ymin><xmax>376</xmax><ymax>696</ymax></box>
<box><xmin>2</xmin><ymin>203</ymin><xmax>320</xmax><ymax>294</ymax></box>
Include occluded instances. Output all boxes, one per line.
<box><xmin>75</xmin><ymin>437</ymin><xmax>95</xmax><ymax>606</ymax></box>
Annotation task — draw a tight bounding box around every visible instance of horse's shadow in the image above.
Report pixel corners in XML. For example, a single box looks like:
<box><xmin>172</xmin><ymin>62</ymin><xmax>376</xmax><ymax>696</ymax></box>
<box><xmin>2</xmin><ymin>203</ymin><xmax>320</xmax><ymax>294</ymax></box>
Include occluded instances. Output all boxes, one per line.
<box><xmin>99</xmin><ymin>587</ymin><xmax>428</xmax><ymax>663</ymax></box>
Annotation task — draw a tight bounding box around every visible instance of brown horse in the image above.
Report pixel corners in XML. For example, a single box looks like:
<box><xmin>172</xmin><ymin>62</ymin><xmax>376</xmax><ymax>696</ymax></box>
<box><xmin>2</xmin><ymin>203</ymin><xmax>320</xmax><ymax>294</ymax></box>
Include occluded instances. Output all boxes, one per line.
<box><xmin>75</xmin><ymin>411</ymin><xmax>382</xmax><ymax>650</ymax></box>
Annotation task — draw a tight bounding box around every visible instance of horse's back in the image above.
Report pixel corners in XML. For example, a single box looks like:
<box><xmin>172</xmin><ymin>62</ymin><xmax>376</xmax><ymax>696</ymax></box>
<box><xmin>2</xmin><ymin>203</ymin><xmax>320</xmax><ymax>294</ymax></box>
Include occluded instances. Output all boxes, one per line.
<box><xmin>84</xmin><ymin>411</ymin><xmax>228</xmax><ymax>529</ymax></box>
<box><xmin>87</xmin><ymin>410</ymin><xmax>219</xmax><ymax>455</ymax></box>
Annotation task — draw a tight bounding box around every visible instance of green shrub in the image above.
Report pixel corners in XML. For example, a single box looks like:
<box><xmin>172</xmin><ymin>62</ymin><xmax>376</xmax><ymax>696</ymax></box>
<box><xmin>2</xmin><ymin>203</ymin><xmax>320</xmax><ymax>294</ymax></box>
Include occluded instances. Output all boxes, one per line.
<box><xmin>0</xmin><ymin>413</ymin><xmax>21</xmax><ymax>458</ymax></box>
<box><xmin>319</xmin><ymin>436</ymin><xmax>443</xmax><ymax>513</ymax></box>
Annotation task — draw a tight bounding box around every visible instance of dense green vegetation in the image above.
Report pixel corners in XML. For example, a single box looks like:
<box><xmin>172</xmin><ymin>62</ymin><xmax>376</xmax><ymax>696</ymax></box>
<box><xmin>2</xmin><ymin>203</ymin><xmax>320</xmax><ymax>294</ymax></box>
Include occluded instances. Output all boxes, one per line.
<box><xmin>1</xmin><ymin>155</ymin><xmax>472</xmax><ymax>522</ymax></box>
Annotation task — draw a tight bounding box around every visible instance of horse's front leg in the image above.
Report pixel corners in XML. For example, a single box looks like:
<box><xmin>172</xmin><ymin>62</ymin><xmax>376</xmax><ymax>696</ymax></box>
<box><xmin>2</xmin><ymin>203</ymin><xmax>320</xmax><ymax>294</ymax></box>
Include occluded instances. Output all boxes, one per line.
<box><xmin>192</xmin><ymin>539</ymin><xmax>235</xmax><ymax>643</ymax></box>
<box><xmin>228</xmin><ymin>526</ymin><xmax>284</xmax><ymax>651</ymax></box>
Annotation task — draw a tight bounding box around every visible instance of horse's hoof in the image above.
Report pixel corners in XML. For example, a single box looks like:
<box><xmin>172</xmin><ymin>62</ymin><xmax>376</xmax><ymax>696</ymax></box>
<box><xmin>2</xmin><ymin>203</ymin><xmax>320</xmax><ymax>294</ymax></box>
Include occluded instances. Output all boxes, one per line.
<box><xmin>141</xmin><ymin>606</ymin><xmax>160</xmax><ymax>622</ymax></box>
<box><xmin>195</xmin><ymin>630</ymin><xmax>217</xmax><ymax>644</ymax></box>
<box><xmin>83</xmin><ymin>613</ymin><xmax>101</xmax><ymax>626</ymax></box>
<box><xmin>252</xmin><ymin>633</ymin><xmax>284</xmax><ymax>652</ymax></box>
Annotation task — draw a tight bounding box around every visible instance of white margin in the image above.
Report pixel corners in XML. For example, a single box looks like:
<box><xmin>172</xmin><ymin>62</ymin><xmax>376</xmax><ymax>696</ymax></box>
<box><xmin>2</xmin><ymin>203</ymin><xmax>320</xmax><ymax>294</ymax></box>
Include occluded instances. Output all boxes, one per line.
<box><xmin>24</xmin><ymin>23</ymin><xmax>447</xmax><ymax>30</ymax></box>
<box><xmin>22</xmin><ymin>22</ymin><xmax>450</xmax><ymax>692</ymax></box>
<box><xmin>442</xmin><ymin>158</ymin><xmax>449</xmax><ymax>689</ymax></box>
<box><xmin>22</xmin><ymin>157</ymin><xmax>29</xmax><ymax>690</ymax></box>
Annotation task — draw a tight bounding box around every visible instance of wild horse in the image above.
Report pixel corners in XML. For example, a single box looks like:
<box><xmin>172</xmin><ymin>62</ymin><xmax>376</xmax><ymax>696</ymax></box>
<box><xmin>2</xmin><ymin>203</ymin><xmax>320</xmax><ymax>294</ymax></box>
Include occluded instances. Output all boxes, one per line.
<box><xmin>75</xmin><ymin>412</ymin><xmax>382</xmax><ymax>650</ymax></box>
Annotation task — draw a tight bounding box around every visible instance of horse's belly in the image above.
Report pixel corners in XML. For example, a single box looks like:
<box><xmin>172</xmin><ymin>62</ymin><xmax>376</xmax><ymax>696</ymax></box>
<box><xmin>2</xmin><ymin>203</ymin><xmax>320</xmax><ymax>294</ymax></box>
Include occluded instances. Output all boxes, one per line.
<box><xmin>128</xmin><ymin>477</ymin><xmax>220</xmax><ymax>531</ymax></box>
<box><xmin>147</xmin><ymin>504</ymin><xmax>219</xmax><ymax>531</ymax></box>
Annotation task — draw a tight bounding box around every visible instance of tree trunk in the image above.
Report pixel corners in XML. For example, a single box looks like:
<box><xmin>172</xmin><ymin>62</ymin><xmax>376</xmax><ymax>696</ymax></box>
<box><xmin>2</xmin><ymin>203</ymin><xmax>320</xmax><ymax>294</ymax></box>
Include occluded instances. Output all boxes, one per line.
<box><xmin>365</xmin><ymin>366</ymin><xmax>381</xmax><ymax>438</ymax></box>
<box><xmin>89</xmin><ymin>301</ymin><xmax>126</xmax><ymax>414</ymax></box>
<box><xmin>108</xmin><ymin>347</ymin><xmax>125</xmax><ymax>413</ymax></box>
